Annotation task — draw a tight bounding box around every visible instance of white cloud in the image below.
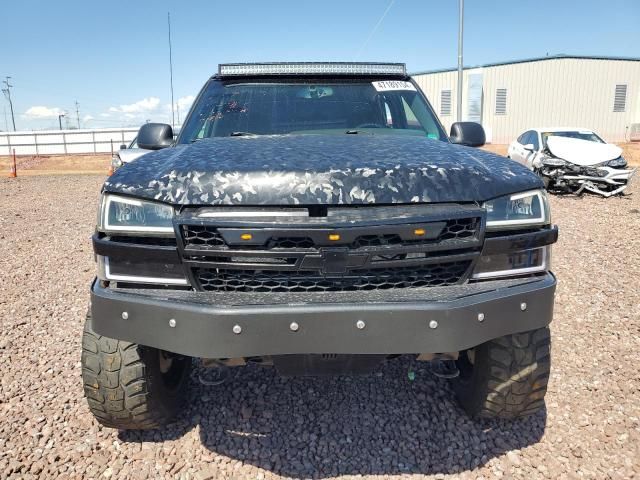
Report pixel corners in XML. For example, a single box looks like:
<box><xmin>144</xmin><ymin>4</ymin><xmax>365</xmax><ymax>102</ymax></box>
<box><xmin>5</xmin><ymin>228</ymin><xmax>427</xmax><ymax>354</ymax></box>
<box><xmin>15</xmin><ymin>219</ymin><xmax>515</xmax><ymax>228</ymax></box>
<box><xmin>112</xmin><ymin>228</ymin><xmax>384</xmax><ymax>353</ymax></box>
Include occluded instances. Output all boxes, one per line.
<box><xmin>99</xmin><ymin>113</ymin><xmax>110</xmax><ymax>118</ymax></box>
<box><xmin>83</xmin><ymin>115</ymin><xmax>94</xmax><ymax>122</ymax></box>
<box><xmin>166</xmin><ymin>95</ymin><xmax>195</xmax><ymax>118</ymax></box>
<box><xmin>177</xmin><ymin>95</ymin><xmax>195</xmax><ymax>111</ymax></box>
<box><xmin>23</xmin><ymin>106</ymin><xmax>64</xmax><ymax>119</ymax></box>
<box><xmin>109</xmin><ymin>97</ymin><xmax>161</xmax><ymax>114</ymax></box>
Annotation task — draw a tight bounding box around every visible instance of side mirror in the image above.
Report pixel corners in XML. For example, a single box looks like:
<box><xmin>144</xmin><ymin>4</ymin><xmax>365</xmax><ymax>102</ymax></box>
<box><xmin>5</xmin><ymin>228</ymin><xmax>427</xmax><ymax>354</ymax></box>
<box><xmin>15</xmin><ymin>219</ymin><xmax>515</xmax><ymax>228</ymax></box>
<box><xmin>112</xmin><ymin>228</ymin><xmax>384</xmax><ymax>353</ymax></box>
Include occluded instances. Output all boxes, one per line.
<box><xmin>449</xmin><ymin>122</ymin><xmax>486</xmax><ymax>147</ymax></box>
<box><xmin>119</xmin><ymin>144</ymin><xmax>127</xmax><ymax>150</ymax></box>
<box><xmin>523</xmin><ymin>143</ymin><xmax>535</xmax><ymax>152</ymax></box>
<box><xmin>137</xmin><ymin>123</ymin><xmax>173</xmax><ymax>150</ymax></box>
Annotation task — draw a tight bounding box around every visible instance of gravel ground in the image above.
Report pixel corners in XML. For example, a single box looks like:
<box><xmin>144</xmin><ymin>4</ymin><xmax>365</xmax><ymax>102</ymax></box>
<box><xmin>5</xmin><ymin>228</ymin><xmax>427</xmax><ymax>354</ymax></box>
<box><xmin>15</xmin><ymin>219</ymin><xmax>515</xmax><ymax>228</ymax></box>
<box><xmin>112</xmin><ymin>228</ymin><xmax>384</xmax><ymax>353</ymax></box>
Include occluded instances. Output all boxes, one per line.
<box><xmin>0</xmin><ymin>175</ymin><xmax>639</xmax><ymax>480</ymax></box>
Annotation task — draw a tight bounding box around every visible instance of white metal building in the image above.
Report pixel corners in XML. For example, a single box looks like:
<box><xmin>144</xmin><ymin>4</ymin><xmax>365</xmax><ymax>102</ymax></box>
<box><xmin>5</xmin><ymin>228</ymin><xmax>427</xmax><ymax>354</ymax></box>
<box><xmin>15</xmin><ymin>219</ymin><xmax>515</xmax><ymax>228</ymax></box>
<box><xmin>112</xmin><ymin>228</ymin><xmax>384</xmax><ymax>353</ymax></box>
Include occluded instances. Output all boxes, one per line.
<box><xmin>412</xmin><ymin>54</ymin><xmax>640</xmax><ymax>144</ymax></box>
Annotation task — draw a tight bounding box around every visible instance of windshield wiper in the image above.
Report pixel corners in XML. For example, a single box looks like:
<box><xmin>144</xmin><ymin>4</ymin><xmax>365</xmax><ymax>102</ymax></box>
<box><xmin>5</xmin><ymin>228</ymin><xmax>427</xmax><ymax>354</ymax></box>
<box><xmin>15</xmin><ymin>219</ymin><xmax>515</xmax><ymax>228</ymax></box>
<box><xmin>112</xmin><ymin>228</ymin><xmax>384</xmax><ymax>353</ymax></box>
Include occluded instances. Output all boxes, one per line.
<box><xmin>345</xmin><ymin>129</ymin><xmax>374</xmax><ymax>135</ymax></box>
<box><xmin>229</xmin><ymin>131</ymin><xmax>257</xmax><ymax>137</ymax></box>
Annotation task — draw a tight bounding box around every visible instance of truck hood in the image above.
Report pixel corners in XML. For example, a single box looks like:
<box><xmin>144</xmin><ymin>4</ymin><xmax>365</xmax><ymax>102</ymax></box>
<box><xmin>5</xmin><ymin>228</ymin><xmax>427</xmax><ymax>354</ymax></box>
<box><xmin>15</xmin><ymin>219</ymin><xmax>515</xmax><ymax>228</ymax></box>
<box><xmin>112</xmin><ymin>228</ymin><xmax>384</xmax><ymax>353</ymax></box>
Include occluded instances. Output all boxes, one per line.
<box><xmin>546</xmin><ymin>136</ymin><xmax>623</xmax><ymax>166</ymax></box>
<box><xmin>104</xmin><ymin>134</ymin><xmax>542</xmax><ymax>205</ymax></box>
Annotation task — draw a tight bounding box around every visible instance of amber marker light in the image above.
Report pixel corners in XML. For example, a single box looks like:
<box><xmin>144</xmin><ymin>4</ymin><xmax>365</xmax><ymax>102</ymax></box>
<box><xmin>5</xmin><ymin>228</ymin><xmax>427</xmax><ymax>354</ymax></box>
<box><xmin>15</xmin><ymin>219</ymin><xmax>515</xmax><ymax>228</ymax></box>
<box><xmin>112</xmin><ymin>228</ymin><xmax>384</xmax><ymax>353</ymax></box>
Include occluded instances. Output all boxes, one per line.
<box><xmin>240</xmin><ymin>233</ymin><xmax>253</xmax><ymax>240</ymax></box>
<box><xmin>414</xmin><ymin>228</ymin><xmax>426</xmax><ymax>236</ymax></box>
<box><xmin>328</xmin><ymin>233</ymin><xmax>341</xmax><ymax>241</ymax></box>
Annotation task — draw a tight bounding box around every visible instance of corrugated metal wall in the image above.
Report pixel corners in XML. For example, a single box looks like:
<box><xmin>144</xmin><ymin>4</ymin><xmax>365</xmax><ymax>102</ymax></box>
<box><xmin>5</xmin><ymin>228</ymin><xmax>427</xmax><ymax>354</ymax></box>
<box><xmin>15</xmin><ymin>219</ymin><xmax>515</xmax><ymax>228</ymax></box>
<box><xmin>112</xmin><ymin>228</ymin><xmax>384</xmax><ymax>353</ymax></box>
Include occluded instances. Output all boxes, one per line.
<box><xmin>413</xmin><ymin>58</ymin><xmax>640</xmax><ymax>144</ymax></box>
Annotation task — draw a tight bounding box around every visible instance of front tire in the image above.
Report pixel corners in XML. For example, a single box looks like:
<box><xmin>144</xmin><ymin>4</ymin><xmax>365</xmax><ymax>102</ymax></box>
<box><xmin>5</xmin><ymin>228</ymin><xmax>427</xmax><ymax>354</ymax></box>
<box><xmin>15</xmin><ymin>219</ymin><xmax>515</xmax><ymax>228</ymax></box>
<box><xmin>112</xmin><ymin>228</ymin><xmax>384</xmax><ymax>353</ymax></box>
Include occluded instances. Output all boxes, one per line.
<box><xmin>81</xmin><ymin>310</ymin><xmax>191</xmax><ymax>429</ymax></box>
<box><xmin>452</xmin><ymin>327</ymin><xmax>550</xmax><ymax>419</ymax></box>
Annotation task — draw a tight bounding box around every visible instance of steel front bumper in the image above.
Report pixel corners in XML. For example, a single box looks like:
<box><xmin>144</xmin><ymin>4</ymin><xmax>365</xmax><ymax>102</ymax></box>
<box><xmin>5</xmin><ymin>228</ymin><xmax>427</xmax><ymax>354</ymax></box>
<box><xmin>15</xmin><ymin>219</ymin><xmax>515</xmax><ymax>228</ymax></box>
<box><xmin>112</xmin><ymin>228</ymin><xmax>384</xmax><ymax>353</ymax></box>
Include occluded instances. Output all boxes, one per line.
<box><xmin>90</xmin><ymin>273</ymin><xmax>556</xmax><ymax>358</ymax></box>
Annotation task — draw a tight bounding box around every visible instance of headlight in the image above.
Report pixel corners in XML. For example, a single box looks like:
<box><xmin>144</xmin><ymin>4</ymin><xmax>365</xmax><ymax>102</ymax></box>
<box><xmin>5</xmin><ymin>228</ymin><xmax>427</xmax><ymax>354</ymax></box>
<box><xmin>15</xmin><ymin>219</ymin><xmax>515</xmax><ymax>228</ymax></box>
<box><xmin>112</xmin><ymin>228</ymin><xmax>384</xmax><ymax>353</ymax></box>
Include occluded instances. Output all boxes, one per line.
<box><xmin>472</xmin><ymin>246</ymin><xmax>549</xmax><ymax>279</ymax></box>
<box><xmin>541</xmin><ymin>157</ymin><xmax>567</xmax><ymax>167</ymax></box>
<box><xmin>606</xmin><ymin>156</ymin><xmax>627</xmax><ymax>168</ymax></box>
<box><xmin>98</xmin><ymin>194</ymin><xmax>175</xmax><ymax>234</ymax></box>
<box><xmin>97</xmin><ymin>255</ymin><xmax>188</xmax><ymax>285</ymax></box>
<box><xmin>484</xmin><ymin>189</ymin><xmax>550</xmax><ymax>230</ymax></box>
<box><xmin>111</xmin><ymin>155</ymin><xmax>123</xmax><ymax>170</ymax></box>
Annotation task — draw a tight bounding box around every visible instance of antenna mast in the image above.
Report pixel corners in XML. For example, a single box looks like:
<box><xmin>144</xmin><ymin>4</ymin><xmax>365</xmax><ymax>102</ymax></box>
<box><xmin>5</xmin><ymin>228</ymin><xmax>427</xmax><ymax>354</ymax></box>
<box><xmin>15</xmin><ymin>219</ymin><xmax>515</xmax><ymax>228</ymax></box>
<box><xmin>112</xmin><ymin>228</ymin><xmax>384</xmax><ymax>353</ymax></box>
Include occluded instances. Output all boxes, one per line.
<box><xmin>168</xmin><ymin>12</ymin><xmax>175</xmax><ymax>129</ymax></box>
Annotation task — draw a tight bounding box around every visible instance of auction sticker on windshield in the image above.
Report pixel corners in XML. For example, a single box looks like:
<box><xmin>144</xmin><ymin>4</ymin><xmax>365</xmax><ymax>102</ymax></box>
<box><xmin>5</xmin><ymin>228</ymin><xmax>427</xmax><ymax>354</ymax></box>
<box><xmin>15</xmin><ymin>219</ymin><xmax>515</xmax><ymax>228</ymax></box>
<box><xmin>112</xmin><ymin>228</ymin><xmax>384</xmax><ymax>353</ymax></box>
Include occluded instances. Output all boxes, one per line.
<box><xmin>372</xmin><ymin>81</ymin><xmax>417</xmax><ymax>92</ymax></box>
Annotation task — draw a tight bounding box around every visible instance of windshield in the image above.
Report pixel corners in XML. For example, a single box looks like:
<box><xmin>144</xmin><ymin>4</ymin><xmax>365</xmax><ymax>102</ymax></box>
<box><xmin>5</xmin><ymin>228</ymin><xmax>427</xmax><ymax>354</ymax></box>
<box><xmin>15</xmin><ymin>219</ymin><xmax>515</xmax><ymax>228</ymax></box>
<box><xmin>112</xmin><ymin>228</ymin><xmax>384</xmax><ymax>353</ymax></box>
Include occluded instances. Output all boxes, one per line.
<box><xmin>541</xmin><ymin>130</ymin><xmax>605</xmax><ymax>147</ymax></box>
<box><xmin>178</xmin><ymin>79</ymin><xmax>447</xmax><ymax>143</ymax></box>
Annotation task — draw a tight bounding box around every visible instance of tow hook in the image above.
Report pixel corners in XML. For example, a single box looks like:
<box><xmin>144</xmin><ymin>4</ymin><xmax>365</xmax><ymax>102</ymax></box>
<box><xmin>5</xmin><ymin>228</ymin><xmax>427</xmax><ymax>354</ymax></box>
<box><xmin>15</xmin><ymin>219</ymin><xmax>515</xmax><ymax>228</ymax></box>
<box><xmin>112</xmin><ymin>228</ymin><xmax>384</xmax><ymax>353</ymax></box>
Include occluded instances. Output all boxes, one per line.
<box><xmin>196</xmin><ymin>359</ymin><xmax>232</xmax><ymax>386</ymax></box>
<box><xmin>429</xmin><ymin>359</ymin><xmax>460</xmax><ymax>379</ymax></box>
<box><xmin>197</xmin><ymin>366</ymin><xmax>231</xmax><ymax>386</ymax></box>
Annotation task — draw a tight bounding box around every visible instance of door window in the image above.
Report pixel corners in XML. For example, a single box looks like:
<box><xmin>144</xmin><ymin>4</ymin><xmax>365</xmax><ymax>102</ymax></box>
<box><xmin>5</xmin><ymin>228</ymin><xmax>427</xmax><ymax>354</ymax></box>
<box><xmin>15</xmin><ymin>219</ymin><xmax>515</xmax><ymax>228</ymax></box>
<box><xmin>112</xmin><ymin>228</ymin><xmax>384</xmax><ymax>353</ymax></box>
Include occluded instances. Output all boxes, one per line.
<box><xmin>529</xmin><ymin>132</ymin><xmax>540</xmax><ymax>151</ymax></box>
<box><xmin>517</xmin><ymin>131</ymin><xmax>528</xmax><ymax>144</ymax></box>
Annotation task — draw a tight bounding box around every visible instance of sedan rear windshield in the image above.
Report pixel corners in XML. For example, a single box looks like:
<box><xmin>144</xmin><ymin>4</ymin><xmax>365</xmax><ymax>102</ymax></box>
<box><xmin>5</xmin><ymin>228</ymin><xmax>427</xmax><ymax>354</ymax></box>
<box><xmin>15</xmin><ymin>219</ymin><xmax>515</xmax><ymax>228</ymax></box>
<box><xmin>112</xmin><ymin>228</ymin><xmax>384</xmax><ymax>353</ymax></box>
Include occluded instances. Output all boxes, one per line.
<box><xmin>178</xmin><ymin>79</ymin><xmax>447</xmax><ymax>143</ymax></box>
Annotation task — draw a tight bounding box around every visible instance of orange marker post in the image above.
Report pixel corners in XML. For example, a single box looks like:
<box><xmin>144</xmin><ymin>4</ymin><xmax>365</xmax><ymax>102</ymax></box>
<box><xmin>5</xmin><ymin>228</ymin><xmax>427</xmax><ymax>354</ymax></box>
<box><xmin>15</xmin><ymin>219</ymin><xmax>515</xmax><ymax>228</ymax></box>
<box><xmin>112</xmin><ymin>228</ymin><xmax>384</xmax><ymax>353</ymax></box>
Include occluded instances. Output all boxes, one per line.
<box><xmin>8</xmin><ymin>149</ymin><xmax>17</xmax><ymax>178</ymax></box>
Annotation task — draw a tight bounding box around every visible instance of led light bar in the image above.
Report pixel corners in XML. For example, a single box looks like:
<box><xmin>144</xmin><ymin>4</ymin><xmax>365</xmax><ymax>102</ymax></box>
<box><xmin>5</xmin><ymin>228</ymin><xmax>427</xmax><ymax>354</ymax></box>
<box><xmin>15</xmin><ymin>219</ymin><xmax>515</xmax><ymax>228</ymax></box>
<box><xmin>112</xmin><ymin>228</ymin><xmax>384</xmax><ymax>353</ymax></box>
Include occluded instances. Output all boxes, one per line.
<box><xmin>472</xmin><ymin>246</ymin><xmax>549</xmax><ymax>280</ymax></box>
<box><xmin>218</xmin><ymin>62</ymin><xmax>406</xmax><ymax>76</ymax></box>
<box><xmin>99</xmin><ymin>257</ymin><xmax>189</xmax><ymax>286</ymax></box>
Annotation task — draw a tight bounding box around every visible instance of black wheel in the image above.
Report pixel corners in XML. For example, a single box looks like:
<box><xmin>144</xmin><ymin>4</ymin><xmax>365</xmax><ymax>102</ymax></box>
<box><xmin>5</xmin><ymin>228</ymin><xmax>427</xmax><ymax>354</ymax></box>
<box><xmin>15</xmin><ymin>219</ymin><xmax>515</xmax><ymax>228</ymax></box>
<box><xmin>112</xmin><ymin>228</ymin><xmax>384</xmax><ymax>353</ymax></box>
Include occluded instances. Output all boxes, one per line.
<box><xmin>81</xmin><ymin>309</ymin><xmax>191</xmax><ymax>429</ymax></box>
<box><xmin>451</xmin><ymin>327</ymin><xmax>550</xmax><ymax>419</ymax></box>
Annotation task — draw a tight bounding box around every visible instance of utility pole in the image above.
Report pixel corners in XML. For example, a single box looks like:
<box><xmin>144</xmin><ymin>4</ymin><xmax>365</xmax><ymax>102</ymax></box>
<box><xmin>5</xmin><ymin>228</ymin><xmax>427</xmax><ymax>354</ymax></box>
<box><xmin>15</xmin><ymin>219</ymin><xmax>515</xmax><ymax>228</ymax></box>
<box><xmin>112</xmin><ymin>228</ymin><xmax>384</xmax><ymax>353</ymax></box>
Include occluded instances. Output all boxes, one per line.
<box><xmin>456</xmin><ymin>0</ymin><xmax>464</xmax><ymax>122</ymax></box>
<box><xmin>2</xmin><ymin>76</ymin><xmax>16</xmax><ymax>131</ymax></box>
<box><xmin>75</xmin><ymin>101</ymin><xmax>81</xmax><ymax>129</ymax></box>
<box><xmin>168</xmin><ymin>12</ymin><xmax>175</xmax><ymax>129</ymax></box>
<box><xmin>58</xmin><ymin>113</ymin><xmax>65</xmax><ymax>130</ymax></box>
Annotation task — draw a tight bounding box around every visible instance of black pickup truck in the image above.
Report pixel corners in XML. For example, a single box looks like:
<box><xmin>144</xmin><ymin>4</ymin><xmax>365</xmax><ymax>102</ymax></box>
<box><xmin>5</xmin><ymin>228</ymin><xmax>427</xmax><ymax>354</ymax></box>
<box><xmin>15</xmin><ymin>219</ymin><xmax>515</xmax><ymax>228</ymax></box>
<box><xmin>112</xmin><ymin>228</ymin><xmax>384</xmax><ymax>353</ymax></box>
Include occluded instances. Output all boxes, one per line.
<box><xmin>83</xmin><ymin>62</ymin><xmax>558</xmax><ymax>430</ymax></box>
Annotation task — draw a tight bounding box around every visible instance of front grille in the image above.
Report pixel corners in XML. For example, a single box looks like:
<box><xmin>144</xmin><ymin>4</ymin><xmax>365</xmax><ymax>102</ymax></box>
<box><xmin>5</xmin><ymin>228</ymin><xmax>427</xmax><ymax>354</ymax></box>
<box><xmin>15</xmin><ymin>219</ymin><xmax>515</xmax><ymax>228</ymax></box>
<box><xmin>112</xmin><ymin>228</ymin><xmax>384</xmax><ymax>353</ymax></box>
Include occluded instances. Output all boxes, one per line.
<box><xmin>181</xmin><ymin>217</ymin><xmax>479</xmax><ymax>250</ymax></box>
<box><xmin>196</xmin><ymin>261</ymin><xmax>471</xmax><ymax>293</ymax></box>
<box><xmin>179</xmin><ymin>206</ymin><xmax>484</xmax><ymax>293</ymax></box>
<box><xmin>583</xmin><ymin>167</ymin><xmax>608</xmax><ymax>178</ymax></box>
<box><xmin>181</xmin><ymin>225</ymin><xmax>225</xmax><ymax>248</ymax></box>
<box><xmin>270</xmin><ymin>237</ymin><xmax>315</xmax><ymax>249</ymax></box>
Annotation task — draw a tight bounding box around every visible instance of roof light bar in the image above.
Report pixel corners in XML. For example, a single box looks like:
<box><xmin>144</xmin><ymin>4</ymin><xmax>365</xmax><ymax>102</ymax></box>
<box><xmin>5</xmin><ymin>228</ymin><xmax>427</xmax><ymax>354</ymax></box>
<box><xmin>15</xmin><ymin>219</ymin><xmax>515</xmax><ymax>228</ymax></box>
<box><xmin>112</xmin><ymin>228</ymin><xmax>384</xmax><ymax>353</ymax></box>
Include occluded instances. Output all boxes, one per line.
<box><xmin>218</xmin><ymin>62</ymin><xmax>406</xmax><ymax>76</ymax></box>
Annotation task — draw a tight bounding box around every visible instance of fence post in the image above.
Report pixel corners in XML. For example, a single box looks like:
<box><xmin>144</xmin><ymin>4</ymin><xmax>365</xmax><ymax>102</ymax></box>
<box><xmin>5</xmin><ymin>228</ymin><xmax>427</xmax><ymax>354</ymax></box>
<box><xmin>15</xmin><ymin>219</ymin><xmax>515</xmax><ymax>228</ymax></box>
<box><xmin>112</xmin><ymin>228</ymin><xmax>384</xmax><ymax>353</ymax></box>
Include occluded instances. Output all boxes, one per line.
<box><xmin>6</xmin><ymin>134</ymin><xmax>11</xmax><ymax>156</ymax></box>
<box><xmin>62</xmin><ymin>132</ymin><xmax>67</xmax><ymax>154</ymax></box>
<box><xmin>34</xmin><ymin>133</ymin><xmax>39</xmax><ymax>156</ymax></box>
<box><xmin>92</xmin><ymin>131</ymin><xmax>96</xmax><ymax>153</ymax></box>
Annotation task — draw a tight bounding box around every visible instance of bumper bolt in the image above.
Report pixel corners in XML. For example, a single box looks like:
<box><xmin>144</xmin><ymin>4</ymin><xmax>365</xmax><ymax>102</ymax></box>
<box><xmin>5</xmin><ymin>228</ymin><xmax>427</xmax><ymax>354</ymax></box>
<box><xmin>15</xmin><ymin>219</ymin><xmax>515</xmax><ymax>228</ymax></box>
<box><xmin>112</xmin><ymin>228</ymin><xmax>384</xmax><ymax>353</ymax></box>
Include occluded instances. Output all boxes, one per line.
<box><xmin>429</xmin><ymin>320</ymin><xmax>438</xmax><ymax>329</ymax></box>
<box><xmin>168</xmin><ymin>318</ymin><xmax>177</xmax><ymax>328</ymax></box>
<box><xmin>121</xmin><ymin>312</ymin><xmax>128</xmax><ymax>320</ymax></box>
<box><xmin>477</xmin><ymin>313</ymin><xmax>485</xmax><ymax>322</ymax></box>
<box><xmin>290</xmin><ymin>322</ymin><xmax>299</xmax><ymax>332</ymax></box>
<box><xmin>356</xmin><ymin>320</ymin><xmax>366</xmax><ymax>330</ymax></box>
<box><xmin>232</xmin><ymin>324</ymin><xmax>242</xmax><ymax>334</ymax></box>
<box><xmin>520</xmin><ymin>302</ymin><xmax>527</xmax><ymax>311</ymax></box>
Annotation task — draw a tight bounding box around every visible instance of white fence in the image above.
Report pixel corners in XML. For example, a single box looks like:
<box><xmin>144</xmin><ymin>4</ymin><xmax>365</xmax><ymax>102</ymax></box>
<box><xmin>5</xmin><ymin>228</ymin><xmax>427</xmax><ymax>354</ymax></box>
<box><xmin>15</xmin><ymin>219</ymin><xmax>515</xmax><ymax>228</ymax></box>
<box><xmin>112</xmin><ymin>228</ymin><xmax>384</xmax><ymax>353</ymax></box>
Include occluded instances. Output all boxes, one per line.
<box><xmin>0</xmin><ymin>128</ymin><xmax>139</xmax><ymax>156</ymax></box>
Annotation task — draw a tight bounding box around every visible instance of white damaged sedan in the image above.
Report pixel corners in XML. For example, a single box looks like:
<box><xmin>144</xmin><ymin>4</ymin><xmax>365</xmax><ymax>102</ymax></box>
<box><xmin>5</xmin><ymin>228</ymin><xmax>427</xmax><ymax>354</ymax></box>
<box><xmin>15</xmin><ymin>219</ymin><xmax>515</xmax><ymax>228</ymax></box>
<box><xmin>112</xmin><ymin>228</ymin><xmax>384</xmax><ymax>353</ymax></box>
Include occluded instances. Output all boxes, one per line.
<box><xmin>508</xmin><ymin>128</ymin><xmax>636</xmax><ymax>197</ymax></box>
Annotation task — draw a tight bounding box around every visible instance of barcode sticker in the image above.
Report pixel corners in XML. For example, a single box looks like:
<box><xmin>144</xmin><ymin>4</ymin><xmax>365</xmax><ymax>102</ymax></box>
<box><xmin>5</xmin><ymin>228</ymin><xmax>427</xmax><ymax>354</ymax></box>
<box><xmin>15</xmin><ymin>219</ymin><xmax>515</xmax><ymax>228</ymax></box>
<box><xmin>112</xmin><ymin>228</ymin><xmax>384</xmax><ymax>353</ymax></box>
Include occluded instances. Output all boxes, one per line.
<box><xmin>372</xmin><ymin>81</ymin><xmax>417</xmax><ymax>92</ymax></box>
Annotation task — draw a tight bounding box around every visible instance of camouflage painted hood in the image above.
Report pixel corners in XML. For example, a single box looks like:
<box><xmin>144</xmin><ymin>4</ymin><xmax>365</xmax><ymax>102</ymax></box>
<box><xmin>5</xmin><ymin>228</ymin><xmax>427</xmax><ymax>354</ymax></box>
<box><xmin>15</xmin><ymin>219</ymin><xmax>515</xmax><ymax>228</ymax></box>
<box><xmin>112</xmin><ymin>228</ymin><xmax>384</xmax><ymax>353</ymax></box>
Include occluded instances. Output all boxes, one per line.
<box><xmin>104</xmin><ymin>134</ymin><xmax>542</xmax><ymax>205</ymax></box>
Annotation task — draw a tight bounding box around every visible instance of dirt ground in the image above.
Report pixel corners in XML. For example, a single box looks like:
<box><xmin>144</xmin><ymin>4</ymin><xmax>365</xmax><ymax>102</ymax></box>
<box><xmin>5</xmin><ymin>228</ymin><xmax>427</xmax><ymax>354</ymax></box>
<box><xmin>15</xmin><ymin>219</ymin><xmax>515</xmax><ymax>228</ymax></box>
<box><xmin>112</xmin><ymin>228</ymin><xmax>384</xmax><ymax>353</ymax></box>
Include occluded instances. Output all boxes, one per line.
<box><xmin>0</xmin><ymin>143</ymin><xmax>638</xmax><ymax>177</ymax></box>
<box><xmin>0</xmin><ymin>175</ymin><xmax>639</xmax><ymax>479</ymax></box>
<box><xmin>0</xmin><ymin>154</ymin><xmax>111</xmax><ymax>176</ymax></box>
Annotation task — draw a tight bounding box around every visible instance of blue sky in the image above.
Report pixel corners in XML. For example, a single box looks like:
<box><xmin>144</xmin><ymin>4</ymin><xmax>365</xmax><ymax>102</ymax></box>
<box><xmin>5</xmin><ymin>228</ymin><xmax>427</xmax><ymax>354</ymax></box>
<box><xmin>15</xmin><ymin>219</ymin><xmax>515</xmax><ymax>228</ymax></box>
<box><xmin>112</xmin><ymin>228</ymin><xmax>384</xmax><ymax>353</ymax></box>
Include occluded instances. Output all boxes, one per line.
<box><xmin>2</xmin><ymin>0</ymin><xmax>639</xmax><ymax>131</ymax></box>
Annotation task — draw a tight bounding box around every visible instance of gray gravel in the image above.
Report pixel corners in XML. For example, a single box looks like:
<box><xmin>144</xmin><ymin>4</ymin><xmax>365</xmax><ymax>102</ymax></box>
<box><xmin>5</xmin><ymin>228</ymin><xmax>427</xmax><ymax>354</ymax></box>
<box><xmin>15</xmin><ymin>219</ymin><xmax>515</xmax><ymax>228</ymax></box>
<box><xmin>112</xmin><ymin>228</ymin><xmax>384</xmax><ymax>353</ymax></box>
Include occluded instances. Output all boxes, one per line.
<box><xmin>1</xmin><ymin>174</ymin><xmax>639</xmax><ymax>480</ymax></box>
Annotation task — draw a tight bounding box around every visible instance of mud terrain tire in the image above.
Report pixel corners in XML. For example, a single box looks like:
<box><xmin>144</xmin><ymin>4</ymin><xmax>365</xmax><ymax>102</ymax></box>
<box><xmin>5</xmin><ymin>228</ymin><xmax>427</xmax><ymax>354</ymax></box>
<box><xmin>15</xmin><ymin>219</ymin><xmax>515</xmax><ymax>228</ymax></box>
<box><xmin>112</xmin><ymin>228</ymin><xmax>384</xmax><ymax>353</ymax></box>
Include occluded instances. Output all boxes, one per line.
<box><xmin>452</xmin><ymin>327</ymin><xmax>551</xmax><ymax>419</ymax></box>
<box><xmin>81</xmin><ymin>310</ymin><xmax>191</xmax><ymax>429</ymax></box>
